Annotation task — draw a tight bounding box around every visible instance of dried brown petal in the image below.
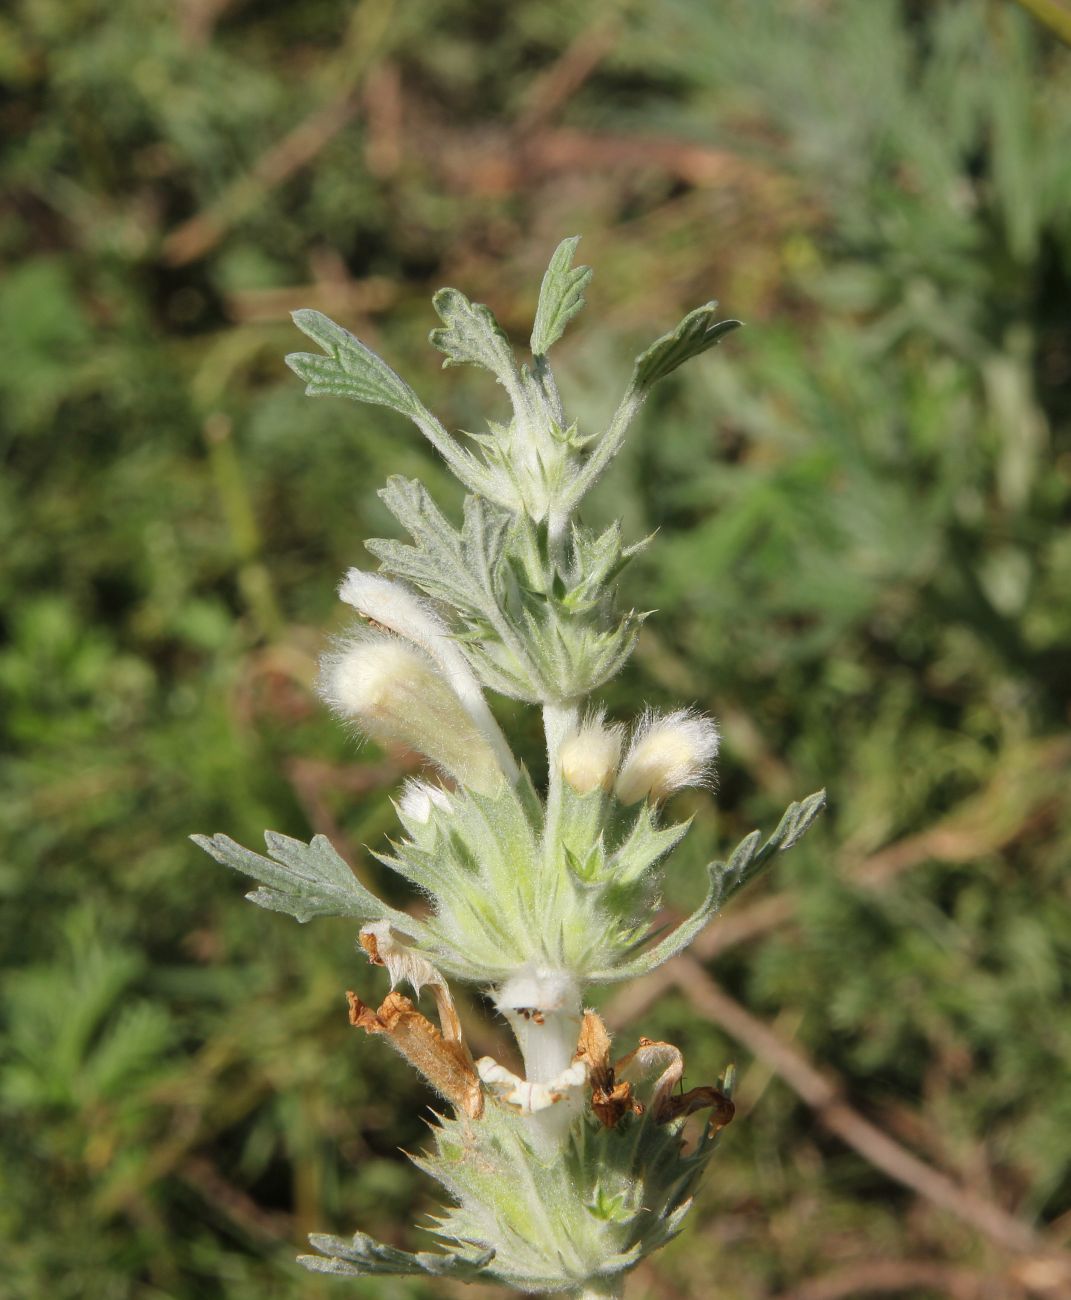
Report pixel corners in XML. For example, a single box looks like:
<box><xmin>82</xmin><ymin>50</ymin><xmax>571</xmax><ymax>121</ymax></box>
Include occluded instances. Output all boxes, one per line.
<box><xmin>660</xmin><ymin>1085</ymin><xmax>735</xmax><ymax>1130</ymax></box>
<box><xmin>575</xmin><ymin>1010</ymin><xmax>613</xmax><ymax>1088</ymax></box>
<box><xmin>346</xmin><ymin>988</ymin><xmax>483</xmax><ymax>1119</ymax></box>
<box><xmin>358</xmin><ymin>931</ymin><xmax>385</xmax><ymax>965</ymax></box>
<box><xmin>575</xmin><ymin>1010</ymin><xmax>642</xmax><ymax>1129</ymax></box>
<box><xmin>615</xmin><ymin>1034</ymin><xmax>736</xmax><ymax>1128</ymax></box>
<box><xmin>616</xmin><ymin>1037</ymin><xmax>684</xmax><ymax>1121</ymax></box>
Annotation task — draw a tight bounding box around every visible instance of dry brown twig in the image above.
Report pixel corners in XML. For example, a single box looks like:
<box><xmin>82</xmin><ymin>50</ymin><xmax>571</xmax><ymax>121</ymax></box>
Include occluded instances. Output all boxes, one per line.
<box><xmin>776</xmin><ymin>1258</ymin><xmax>999</xmax><ymax>1300</ymax></box>
<box><xmin>604</xmin><ymin>737</ymin><xmax>1070</xmax><ymax>1031</ymax></box>
<box><xmin>673</xmin><ymin>957</ymin><xmax>1071</xmax><ymax>1293</ymax></box>
<box><xmin>164</xmin><ymin>0</ymin><xmax>397</xmax><ymax>265</ymax></box>
<box><xmin>162</xmin><ymin>94</ymin><xmax>359</xmax><ymax>267</ymax></box>
<box><xmin>178</xmin><ymin>1155</ymin><xmax>293</xmax><ymax>1242</ymax></box>
<box><xmin>514</xmin><ymin>13</ymin><xmax>624</xmax><ymax>137</ymax></box>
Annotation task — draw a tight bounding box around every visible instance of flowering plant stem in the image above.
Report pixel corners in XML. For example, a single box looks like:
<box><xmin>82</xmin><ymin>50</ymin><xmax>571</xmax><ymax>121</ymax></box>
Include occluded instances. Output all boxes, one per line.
<box><xmin>576</xmin><ymin>1281</ymin><xmax>625</xmax><ymax>1299</ymax></box>
<box><xmin>193</xmin><ymin>237</ymin><xmax>825</xmax><ymax>1295</ymax></box>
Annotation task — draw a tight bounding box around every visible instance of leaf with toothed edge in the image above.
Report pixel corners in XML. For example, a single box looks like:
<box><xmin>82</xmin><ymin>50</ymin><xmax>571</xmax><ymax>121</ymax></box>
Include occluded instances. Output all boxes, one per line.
<box><xmin>299</xmin><ymin>1230</ymin><xmax>494</xmax><ymax>1279</ymax></box>
<box><xmin>715</xmin><ymin>788</ymin><xmax>827</xmax><ymax>901</ymax></box>
<box><xmin>191</xmin><ymin>830</ymin><xmax>418</xmax><ymax>927</ymax></box>
<box><xmin>287</xmin><ymin>309</ymin><xmax>428</xmax><ymax>413</ymax></box>
<box><xmin>631</xmin><ymin>302</ymin><xmax>742</xmax><ymax>393</ymax></box>
<box><xmin>286</xmin><ymin>310</ymin><xmax>496</xmax><ymax>497</ymax></box>
<box><xmin>429</xmin><ymin>287</ymin><xmax>518</xmax><ymax>383</ymax></box>
<box><xmin>530</xmin><ymin>235</ymin><xmax>593</xmax><ymax>356</ymax></box>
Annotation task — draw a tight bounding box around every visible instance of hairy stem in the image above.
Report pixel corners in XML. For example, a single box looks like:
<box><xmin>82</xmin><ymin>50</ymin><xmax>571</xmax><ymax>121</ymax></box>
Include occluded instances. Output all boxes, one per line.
<box><xmin>542</xmin><ymin>699</ymin><xmax>580</xmax><ymax>871</ymax></box>
<box><xmin>573</xmin><ymin>1280</ymin><xmax>625</xmax><ymax>1299</ymax></box>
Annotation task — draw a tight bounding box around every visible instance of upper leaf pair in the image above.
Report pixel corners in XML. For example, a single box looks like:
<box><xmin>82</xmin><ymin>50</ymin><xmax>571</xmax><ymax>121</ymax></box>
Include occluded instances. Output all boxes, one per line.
<box><xmin>285</xmin><ymin>237</ymin><xmax>740</xmax><ymax>524</ymax></box>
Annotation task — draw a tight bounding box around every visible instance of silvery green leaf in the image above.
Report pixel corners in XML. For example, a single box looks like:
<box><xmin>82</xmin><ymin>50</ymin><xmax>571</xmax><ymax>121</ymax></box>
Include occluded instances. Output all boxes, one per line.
<box><xmin>286</xmin><ymin>310</ymin><xmax>493</xmax><ymax>496</ymax></box>
<box><xmin>716</xmin><ymin>788</ymin><xmax>827</xmax><ymax>901</ymax></box>
<box><xmin>191</xmin><ymin>830</ymin><xmax>410</xmax><ymax>926</ymax></box>
<box><xmin>368</xmin><ymin>476</ymin><xmax>489</xmax><ymax>614</ymax></box>
<box><xmin>530</xmin><ymin>235</ymin><xmax>592</xmax><ymax>356</ymax></box>
<box><xmin>775</xmin><ymin>788</ymin><xmax>828</xmax><ymax>850</ymax></box>
<box><xmin>460</xmin><ymin>494</ymin><xmax>511</xmax><ymax>601</ymax></box>
<box><xmin>287</xmin><ymin>309</ymin><xmax>426</xmax><ymax>411</ymax></box>
<box><xmin>300</xmin><ymin>1230</ymin><xmax>493</xmax><ymax>1279</ymax></box>
<box><xmin>632</xmin><ymin>302</ymin><xmax>741</xmax><ymax>392</ymax></box>
<box><xmin>429</xmin><ymin>287</ymin><xmax>518</xmax><ymax>384</ymax></box>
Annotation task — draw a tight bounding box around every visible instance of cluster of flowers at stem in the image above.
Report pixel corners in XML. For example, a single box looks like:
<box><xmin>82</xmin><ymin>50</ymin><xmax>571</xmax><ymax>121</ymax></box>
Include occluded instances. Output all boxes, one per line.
<box><xmin>193</xmin><ymin>239</ymin><xmax>824</xmax><ymax>1297</ymax></box>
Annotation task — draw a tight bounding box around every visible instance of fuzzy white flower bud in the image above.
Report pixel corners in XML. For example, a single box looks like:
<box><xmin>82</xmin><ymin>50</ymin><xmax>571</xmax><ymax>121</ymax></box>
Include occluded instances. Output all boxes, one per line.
<box><xmin>559</xmin><ymin>711</ymin><xmax>624</xmax><ymax>795</ymax></box>
<box><xmin>339</xmin><ymin>570</ymin><xmax>518</xmax><ymax>783</ymax></box>
<box><xmin>320</xmin><ymin>633</ymin><xmax>505</xmax><ymax>794</ymax></box>
<box><xmin>614</xmin><ymin>708</ymin><xmax>719</xmax><ymax>805</ymax></box>
<box><xmin>396</xmin><ymin>778</ymin><xmax>452</xmax><ymax>825</ymax></box>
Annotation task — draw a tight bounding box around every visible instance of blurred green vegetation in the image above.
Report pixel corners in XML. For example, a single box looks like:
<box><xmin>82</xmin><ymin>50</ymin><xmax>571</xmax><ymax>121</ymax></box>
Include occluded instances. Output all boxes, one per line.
<box><xmin>2</xmin><ymin>1</ymin><xmax>1070</xmax><ymax>1297</ymax></box>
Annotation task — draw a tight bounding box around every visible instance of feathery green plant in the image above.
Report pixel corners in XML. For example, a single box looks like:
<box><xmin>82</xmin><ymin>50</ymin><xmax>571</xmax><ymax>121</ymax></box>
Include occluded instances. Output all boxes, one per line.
<box><xmin>194</xmin><ymin>240</ymin><xmax>824</xmax><ymax>1296</ymax></box>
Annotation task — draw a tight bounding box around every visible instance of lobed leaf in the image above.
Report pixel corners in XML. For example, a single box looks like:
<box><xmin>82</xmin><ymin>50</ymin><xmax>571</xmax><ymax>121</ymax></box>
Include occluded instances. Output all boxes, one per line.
<box><xmin>287</xmin><ymin>309</ymin><xmax>425</xmax><ymax>414</ymax></box>
<box><xmin>632</xmin><ymin>302</ymin><xmax>742</xmax><ymax>393</ymax></box>
<box><xmin>300</xmin><ymin>1230</ymin><xmax>494</xmax><ymax>1279</ymax></box>
<box><xmin>287</xmin><ymin>310</ymin><xmax>494</xmax><ymax>497</ymax></box>
<box><xmin>530</xmin><ymin>235</ymin><xmax>593</xmax><ymax>356</ymax></box>
<box><xmin>429</xmin><ymin>287</ymin><xmax>517</xmax><ymax>383</ymax></box>
<box><xmin>191</xmin><ymin>830</ymin><xmax>412</xmax><ymax>926</ymax></box>
<box><xmin>715</xmin><ymin>788</ymin><xmax>827</xmax><ymax>901</ymax></box>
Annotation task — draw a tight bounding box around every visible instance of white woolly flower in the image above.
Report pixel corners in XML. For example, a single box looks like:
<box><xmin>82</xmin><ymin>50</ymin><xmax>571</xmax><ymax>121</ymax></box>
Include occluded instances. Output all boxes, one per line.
<box><xmin>494</xmin><ymin>967</ymin><xmax>581</xmax><ymax>1081</ymax></box>
<box><xmin>614</xmin><ymin>707</ymin><xmax>719</xmax><ymax>805</ymax></box>
<box><xmin>492</xmin><ymin>966</ymin><xmax>584</xmax><ymax>1152</ymax></box>
<box><xmin>319</xmin><ymin>632</ymin><xmax>505</xmax><ymax>795</ymax></box>
<box><xmin>475</xmin><ymin>1057</ymin><xmax>588</xmax><ymax>1115</ymax></box>
<box><xmin>559</xmin><ymin>710</ymin><xmax>624</xmax><ymax>795</ymax></box>
<box><xmin>339</xmin><ymin>570</ymin><xmax>518</xmax><ymax>783</ymax></box>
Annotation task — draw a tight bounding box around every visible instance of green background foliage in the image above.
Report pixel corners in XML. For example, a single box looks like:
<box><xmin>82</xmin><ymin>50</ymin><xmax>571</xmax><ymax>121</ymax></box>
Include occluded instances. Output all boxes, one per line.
<box><xmin>2</xmin><ymin>1</ymin><xmax>1070</xmax><ymax>1296</ymax></box>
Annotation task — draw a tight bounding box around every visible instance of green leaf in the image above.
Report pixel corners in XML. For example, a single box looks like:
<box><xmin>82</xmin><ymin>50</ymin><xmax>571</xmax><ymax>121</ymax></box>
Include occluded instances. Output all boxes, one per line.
<box><xmin>610</xmin><ymin>805</ymin><xmax>692</xmax><ymax>885</ymax></box>
<box><xmin>716</xmin><ymin>788</ymin><xmax>827</xmax><ymax>901</ymax></box>
<box><xmin>367</xmin><ymin>476</ymin><xmax>489</xmax><ymax>615</ymax></box>
<box><xmin>300</xmin><ymin>1231</ymin><xmax>494</xmax><ymax>1279</ymax></box>
<box><xmin>287</xmin><ymin>309</ymin><xmax>494</xmax><ymax>497</ymax></box>
<box><xmin>191</xmin><ymin>830</ymin><xmax>410</xmax><ymax>925</ymax></box>
<box><xmin>460</xmin><ymin>494</ymin><xmax>511</xmax><ymax>603</ymax></box>
<box><xmin>530</xmin><ymin>235</ymin><xmax>592</xmax><ymax>356</ymax></box>
<box><xmin>429</xmin><ymin>287</ymin><xmax>518</xmax><ymax>383</ymax></box>
<box><xmin>286</xmin><ymin>309</ymin><xmax>426</xmax><ymax>414</ymax></box>
<box><xmin>632</xmin><ymin>302</ymin><xmax>741</xmax><ymax>392</ymax></box>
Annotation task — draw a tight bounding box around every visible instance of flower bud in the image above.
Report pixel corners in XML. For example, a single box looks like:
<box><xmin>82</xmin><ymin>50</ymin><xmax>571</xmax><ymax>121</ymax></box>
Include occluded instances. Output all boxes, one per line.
<box><xmin>614</xmin><ymin>708</ymin><xmax>719</xmax><ymax>805</ymax></box>
<box><xmin>559</xmin><ymin>711</ymin><xmax>624</xmax><ymax>795</ymax></box>
<box><xmin>396</xmin><ymin>778</ymin><xmax>452</xmax><ymax>825</ymax></box>
<box><xmin>339</xmin><ymin>570</ymin><xmax>518</xmax><ymax>783</ymax></box>
<box><xmin>320</xmin><ymin>633</ymin><xmax>505</xmax><ymax>794</ymax></box>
